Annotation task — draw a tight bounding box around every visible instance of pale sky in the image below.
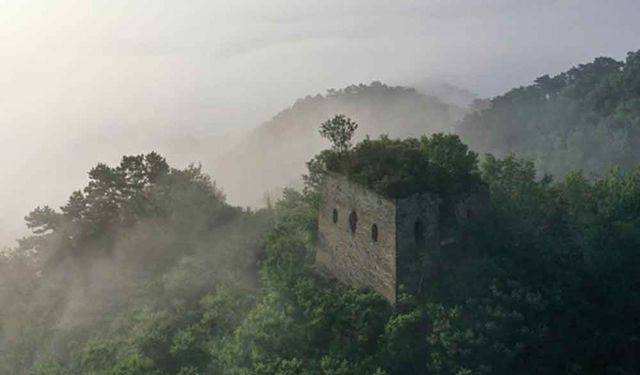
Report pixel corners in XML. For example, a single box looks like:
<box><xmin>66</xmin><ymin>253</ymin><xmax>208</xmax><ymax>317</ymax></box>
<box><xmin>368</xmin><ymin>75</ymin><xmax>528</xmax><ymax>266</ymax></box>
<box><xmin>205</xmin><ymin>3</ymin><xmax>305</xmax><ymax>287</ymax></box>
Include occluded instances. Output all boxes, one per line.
<box><xmin>1</xmin><ymin>0</ymin><xmax>639</xmax><ymax>246</ymax></box>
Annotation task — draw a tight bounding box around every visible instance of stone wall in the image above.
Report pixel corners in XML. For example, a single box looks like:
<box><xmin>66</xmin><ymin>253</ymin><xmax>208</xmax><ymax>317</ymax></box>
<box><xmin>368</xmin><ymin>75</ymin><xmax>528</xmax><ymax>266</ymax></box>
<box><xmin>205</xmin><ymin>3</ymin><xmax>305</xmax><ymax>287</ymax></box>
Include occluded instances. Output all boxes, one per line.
<box><xmin>317</xmin><ymin>173</ymin><xmax>397</xmax><ymax>303</ymax></box>
<box><xmin>395</xmin><ymin>193</ymin><xmax>440</xmax><ymax>295</ymax></box>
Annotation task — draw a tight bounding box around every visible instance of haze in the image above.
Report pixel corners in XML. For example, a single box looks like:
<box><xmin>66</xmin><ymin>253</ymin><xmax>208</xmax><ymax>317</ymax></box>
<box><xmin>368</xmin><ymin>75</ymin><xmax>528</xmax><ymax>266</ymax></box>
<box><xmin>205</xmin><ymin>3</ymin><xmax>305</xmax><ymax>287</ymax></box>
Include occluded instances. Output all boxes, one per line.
<box><xmin>1</xmin><ymin>0</ymin><xmax>639</xmax><ymax>246</ymax></box>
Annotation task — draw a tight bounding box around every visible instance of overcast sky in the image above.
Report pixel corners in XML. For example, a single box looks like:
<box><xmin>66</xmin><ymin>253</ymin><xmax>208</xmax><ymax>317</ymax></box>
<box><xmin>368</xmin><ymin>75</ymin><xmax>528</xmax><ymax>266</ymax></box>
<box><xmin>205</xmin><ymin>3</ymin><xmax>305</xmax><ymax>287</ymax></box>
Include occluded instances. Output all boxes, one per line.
<box><xmin>1</xmin><ymin>0</ymin><xmax>639</xmax><ymax>246</ymax></box>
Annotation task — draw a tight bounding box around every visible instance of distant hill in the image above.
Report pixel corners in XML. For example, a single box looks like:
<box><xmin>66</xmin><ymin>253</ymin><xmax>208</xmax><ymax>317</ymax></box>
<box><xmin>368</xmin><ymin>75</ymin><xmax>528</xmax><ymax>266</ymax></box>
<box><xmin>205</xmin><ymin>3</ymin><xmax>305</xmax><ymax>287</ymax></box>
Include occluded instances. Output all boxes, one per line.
<box><xmin>411</xmin><ymin>79</ymin><xmax>479</xmax><ymax>109</ymax></box>
<box><xmin>210</xmin><ymin>81</ymin><xmax>465</xmax><ymax>205</ymax></box>
<box><xmin>210</xmin><ymin>48</ymin><xmax>640</xmax><ymax>206</ymax></box>
<box><xmin>458</xmin><ymin>50</ymin><xmax>640</xmax><ymax>178</ymax></box>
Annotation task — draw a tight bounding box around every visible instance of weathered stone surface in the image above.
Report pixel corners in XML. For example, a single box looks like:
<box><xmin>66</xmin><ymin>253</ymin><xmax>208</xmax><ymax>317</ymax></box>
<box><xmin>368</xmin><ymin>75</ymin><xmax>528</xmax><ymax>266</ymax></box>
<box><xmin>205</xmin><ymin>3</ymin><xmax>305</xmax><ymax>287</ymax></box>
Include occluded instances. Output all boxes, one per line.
<box><xmin>316</xmin><ymin>172</ymin><xmax>487</xmax><ymax>304</ymax></box>
<box><xmin>317</xmin><ymin>173</ymin><xmax>398</xmax><ymax>303</ymax></box>
<box><xmin>317</xmin><ymin>173</ymin><xmax>442</xmax><ymax>304</ymax></box>
<box><xmin>396</xmin><ymin>193</ymin><xmax>440</xmax><ymax>296</ymax></box>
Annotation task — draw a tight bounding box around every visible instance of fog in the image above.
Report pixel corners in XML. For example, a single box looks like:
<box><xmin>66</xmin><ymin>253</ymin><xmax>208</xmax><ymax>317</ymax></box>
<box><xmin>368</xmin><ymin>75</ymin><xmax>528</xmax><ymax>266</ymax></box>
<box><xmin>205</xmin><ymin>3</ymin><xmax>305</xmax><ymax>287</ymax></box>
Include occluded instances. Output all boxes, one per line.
<box><xmin>2</xmin><ymin>0</ymin><xmax>639</xmax><ymax>246</ymax></box>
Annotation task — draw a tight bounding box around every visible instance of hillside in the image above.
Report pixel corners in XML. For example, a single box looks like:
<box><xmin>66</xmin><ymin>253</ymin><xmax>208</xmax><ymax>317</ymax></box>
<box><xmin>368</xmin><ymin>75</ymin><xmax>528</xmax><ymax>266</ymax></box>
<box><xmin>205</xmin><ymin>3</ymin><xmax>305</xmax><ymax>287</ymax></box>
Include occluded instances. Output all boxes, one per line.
<box><xmin>5</xmin><ymin>50</ymin><xmax>640</xmax><ymax>375</ymax></box>
<box><xmin>458</xmin><ymin>50</ymin><xmax>640</xmax><ymax>178</ymax></box>
<box><xmin>3</xmin><ymin>133</ymin><xmax>640</xmax><ymax>374</ymax></box>
<box><xmin>411</xmin><ymin>79</ymin><xmax>479</xmax><ymax>109</ymax></box>
<box><xmin>215</xmin><ymin>47</ymin><xmax>640</xmax><ymax>208</ymax></box>
<box><xmin>209</xmin><ymin>81</ymin><xmax>465</xmax><ymax>205</ymax></box>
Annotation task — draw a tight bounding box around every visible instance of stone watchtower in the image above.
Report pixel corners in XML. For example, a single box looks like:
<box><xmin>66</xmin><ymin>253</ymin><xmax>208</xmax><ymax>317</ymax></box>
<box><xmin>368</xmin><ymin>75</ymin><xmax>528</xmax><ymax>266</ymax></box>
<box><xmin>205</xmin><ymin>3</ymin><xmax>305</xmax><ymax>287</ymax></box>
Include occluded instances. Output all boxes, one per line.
<box><xmin>316</xmin><ymin>172</ymin><xmax>442</xmax><ymax>304</ymax></box>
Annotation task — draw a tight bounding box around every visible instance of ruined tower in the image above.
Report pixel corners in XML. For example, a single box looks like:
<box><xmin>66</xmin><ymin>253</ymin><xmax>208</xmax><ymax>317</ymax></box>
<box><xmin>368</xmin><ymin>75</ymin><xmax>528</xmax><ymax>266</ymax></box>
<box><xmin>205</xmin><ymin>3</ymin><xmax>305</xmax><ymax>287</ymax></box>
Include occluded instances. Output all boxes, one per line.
<box><xmin>316</xmin><ymin>172</ymin><xmax>442</xmax><ymax>304</ymax></box>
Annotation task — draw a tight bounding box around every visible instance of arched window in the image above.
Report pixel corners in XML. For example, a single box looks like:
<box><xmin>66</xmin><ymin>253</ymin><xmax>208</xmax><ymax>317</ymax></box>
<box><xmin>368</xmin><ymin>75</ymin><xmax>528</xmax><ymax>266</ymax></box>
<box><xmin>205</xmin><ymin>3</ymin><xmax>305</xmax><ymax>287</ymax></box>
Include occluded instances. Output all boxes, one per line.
<box><xmin>414</xmin><ymin>219</ymin><xmax>425</xmax><ymax>247</ymax></box>
<box><xmin>332</xmin><ymin>209</ymin><xmax>338</xmax><ymax>224</ymax></box>
<box><xmin>349</xmin><ymin>210</ymin><xmax>358</xmax><ymax>234</ymax></box>
<box><xmin>371</xmin><ymin>224</ymin><xmax>378</xmax><ymax>242</ymax></box>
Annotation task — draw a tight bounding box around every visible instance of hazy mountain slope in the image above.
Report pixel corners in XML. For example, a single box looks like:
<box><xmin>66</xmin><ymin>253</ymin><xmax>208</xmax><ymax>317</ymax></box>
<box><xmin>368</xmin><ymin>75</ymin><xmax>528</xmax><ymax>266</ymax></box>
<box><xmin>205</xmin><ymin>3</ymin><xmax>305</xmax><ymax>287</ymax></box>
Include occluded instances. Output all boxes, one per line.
<box><xmin>411</xmin><ymin>78</ymin><xmax>479</xmax><ymax>109</ymax></box>
<box><xmin>210</xmin><ymin>81</ymin><xmax>464</xmax><ymax>205</ymax></box>
<box><xmin>458</xmin><ymin>50</ymin><xmax>640</xmax><ymax>178</ymax></box>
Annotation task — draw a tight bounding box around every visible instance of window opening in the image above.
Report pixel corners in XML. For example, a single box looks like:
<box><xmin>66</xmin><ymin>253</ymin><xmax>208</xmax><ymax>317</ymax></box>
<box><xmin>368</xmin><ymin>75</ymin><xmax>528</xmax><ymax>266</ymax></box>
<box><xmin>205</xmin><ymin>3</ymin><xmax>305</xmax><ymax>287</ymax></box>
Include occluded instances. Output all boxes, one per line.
<box><xmin>349</xmin><ymin>211</ymin><xmax>358</xmax><ymax>234</ymax></box>
<box><xmin>371</xmin><ymin>224</ymin><xmax>378</xmax><ymax>242</ymax></box>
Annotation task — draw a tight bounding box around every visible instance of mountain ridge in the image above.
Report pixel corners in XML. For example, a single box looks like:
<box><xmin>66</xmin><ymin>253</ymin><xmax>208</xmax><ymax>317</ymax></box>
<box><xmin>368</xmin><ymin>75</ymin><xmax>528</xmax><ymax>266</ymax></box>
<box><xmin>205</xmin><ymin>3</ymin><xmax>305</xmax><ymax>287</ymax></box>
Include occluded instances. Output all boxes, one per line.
<box><xmin>209</xmin><ymin>81</ymin><xmax>466</xmax><ymax>205</ymax></box>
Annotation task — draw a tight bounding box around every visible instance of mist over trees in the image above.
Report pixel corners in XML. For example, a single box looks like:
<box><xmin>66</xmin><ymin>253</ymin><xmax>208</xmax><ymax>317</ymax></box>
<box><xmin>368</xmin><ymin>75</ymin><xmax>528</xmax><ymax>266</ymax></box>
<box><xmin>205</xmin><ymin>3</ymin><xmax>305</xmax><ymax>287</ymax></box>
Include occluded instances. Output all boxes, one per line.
<box><xmin>210</xmin><ymin>81</ymin><xmax>464</xmax><ymax>206</ymax></box>
<box><xmin>0</xmin><ymin>154</ymin><xmax>273</xmax><ymax>374</ymax></box>
<box><xmin>214</xmin><ymin>50</ymin><xmax>640</xmax><ymax>209</ymax></box>
<box><xmin>412</xmin><ymin>79</ymin><xmax>479</xmax><ymax>108</ymax></box>
<box><xmin>3</xmin><ymin>128</ymin><xmax>640</xmax><ymax>374</ymax></box>
<box><xmin>3</xmin><ymin>50</ymin><xmax>640</xmax><ymax>374</ymax></box>
<box><xmin>458</xmin><ymin>50</ymin><xmax>640</xmax><ymax>178</ymax></box>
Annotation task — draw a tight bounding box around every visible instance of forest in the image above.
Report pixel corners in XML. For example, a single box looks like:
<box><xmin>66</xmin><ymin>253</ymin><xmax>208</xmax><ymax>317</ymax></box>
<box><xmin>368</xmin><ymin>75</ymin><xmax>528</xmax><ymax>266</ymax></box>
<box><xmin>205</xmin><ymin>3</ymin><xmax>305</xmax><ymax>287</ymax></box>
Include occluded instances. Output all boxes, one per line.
<box><xmin>210</xmin><ymin>81</ymin><xmax>463</xmax><ymax>205</ymax></box>
<box><xmin>458</xmin><ymin>50</ymin><xmax>640</xmax><ymax>179</ymax></box>
<box><xmin>2</xmin><ymin>50</ymin><xmax>640</xmax><ymax>375</ymax></box>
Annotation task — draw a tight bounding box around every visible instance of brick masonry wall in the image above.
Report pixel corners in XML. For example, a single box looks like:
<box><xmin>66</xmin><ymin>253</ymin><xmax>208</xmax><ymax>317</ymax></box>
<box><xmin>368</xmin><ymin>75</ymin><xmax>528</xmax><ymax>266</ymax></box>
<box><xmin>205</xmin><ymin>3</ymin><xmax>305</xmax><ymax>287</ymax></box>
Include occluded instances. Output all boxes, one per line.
<box><xmin>396</xmin><ymin>193</ymin><xmax>440</xmax><ymax>295</ymax></box>
<box><xmin>317</xmin><ymin>173</ymin><xmax>398</xmax><ymax>303</ymax></box>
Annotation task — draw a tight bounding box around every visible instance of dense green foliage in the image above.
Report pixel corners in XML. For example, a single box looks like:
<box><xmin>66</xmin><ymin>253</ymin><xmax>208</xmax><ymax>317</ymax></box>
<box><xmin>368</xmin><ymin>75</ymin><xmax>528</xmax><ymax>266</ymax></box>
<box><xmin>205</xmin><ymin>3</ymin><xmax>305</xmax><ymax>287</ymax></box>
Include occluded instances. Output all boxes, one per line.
<box><xmin>319</xmin><ymin>114</ymin><xmax>359</xmax><ymax>153</ymax></box>
<box><xmin>307</xmin><ymin>120</ymin><xmax>481</xmax><ymax>199</ymax></box>
<box><xmin>458</xmin><ymin>50</ymin><xmax>640</xmax><ymax>178</ymax></box>
<box><xmin>5</xmin><ymin>49</ymin><xmax>640</xmax><ymax>374</ymax></box>
<box><xmin>3</xmin><ymin>131</ymin><xmax>640</xmax><ymax>374</ymax></box>
<box><xmin>0</xmin><ymin>154</ymin><xmax>272</xmax><ymax>374</ymax></box>
<box><xmin>212</xmin><ymin>81</ymin><xmax>463</xmax><ymax>204</ymax></box>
